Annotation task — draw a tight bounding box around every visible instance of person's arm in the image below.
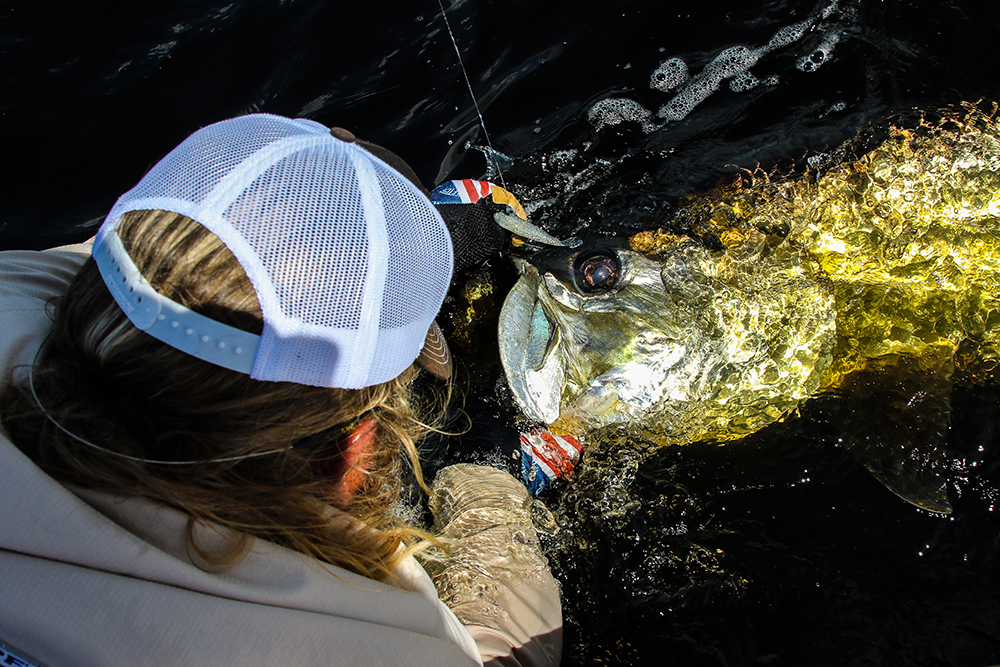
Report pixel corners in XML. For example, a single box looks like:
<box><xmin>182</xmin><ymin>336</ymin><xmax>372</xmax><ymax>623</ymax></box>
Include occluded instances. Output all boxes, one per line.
<box><xmin>426</xmin><ymin>464</ymin><xmax>562</xmax><ymax>667</ymax></box>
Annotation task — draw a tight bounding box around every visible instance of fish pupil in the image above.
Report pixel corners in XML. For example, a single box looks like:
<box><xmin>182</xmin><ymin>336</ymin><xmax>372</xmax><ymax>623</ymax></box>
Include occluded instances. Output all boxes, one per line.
<box><xmin>577</xmin><ymin>253</ymin><xmax>620</xmax><ymax>292</ymax></box>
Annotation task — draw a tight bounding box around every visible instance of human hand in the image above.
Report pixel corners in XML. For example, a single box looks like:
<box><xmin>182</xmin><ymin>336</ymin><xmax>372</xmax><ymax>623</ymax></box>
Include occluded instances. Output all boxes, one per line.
<box><xmin>432</xmin><ymin>180</ymin><xmax>515</xmax><ymax>276</ymax></box>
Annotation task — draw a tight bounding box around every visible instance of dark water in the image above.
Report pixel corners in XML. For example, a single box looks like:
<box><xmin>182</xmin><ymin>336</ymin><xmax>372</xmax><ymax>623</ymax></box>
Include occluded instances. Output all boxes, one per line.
<box><xmin>6</xmin><ymin>1</ymin><xmax>1000</xmax><ymax>665</ymax></box>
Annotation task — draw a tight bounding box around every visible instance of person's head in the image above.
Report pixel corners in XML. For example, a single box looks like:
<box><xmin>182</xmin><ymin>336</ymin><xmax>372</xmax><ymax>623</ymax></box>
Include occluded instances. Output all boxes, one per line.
<box><xmin>0</xmin><ymin>114</ymin><xmax>455</xmax><ymax>580</ymax></box>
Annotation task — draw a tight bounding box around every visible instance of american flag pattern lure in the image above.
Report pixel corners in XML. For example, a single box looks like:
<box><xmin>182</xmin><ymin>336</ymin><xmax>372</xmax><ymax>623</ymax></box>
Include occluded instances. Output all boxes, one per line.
<box><xmin>519</xmin><ymin>429</ymin><xmax>584</xmax><ymax>496</ymax></box>
<box><xmin>431</xmin><ymin>180</ymin><xmax>528</xmax><ymax>221</ymax></box>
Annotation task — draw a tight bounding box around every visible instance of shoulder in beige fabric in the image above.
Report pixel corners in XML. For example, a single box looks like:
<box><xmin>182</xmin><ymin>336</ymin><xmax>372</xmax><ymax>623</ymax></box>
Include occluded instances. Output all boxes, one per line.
<box><xmin>0</xmin><ymin>245</ymin><xmax>561</xmax><ymax>667</ymax></box>
<box><xmin>0</xmin><ymin>246</ymin><xmax>479</xmax><ymax>667</ymax></box>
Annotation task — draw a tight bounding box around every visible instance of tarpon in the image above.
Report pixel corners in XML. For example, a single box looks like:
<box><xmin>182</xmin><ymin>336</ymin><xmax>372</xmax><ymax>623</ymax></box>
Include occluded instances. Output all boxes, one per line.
<box><xmin>499</xmin><ymin>107</ymin><xmax>1000</xmax><ymax>513</ymax></box>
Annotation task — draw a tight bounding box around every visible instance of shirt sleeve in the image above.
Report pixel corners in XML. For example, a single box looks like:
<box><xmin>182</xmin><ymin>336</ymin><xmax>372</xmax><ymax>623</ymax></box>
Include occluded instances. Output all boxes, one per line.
<box><xmin>425</xmin><ymin>464</ymin><xmax>563</xmax><ymax>667</ymax></box>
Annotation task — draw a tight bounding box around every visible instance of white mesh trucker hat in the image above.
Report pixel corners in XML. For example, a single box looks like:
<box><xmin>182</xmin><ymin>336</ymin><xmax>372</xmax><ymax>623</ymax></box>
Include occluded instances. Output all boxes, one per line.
<box><xmin>92</xmin><ymin>114</ymin><xmax>454</xmax><ymax>389</ymax></box>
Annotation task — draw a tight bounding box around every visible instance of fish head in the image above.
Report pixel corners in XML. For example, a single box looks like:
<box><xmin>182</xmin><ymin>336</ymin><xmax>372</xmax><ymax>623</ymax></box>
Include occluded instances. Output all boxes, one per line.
<box><xmin>499</xmin><ymin>229</ymin><xmax>837</xmax><ymax>443</ymax></box>
<box><xmin>500</xmin><ymin>233</ymin><xmax>721</xmax><ymax>426</ymax></box>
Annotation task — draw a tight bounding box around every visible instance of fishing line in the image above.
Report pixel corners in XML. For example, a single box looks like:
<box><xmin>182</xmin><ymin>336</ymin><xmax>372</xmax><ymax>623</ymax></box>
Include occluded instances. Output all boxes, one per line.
<box><xmin>436</xmin><ymin>0</ymin><xmax>508</xmax><ymax>191</ymax></box>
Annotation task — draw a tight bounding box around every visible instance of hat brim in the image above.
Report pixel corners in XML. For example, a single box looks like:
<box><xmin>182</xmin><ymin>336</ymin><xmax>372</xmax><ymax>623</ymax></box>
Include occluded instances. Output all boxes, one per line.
<box><xmin>417</xmin><ymin>321</ymin><xmax>452</xmax><ymax>381</ymax></box>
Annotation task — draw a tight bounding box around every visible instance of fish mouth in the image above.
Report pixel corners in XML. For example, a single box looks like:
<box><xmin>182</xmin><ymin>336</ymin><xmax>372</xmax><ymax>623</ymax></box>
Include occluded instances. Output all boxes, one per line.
<box><xmin>498</xmin><ymin>270</ymin><xmax>565</xmax><ymax>423</ymax></box>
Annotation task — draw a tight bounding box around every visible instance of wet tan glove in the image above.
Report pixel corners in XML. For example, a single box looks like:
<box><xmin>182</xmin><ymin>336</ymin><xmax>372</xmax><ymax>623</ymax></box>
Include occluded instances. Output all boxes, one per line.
<box><xmin>427</xmin><ymin>464</ymin><xmax>562</xmax><ymax>667</ymax></box>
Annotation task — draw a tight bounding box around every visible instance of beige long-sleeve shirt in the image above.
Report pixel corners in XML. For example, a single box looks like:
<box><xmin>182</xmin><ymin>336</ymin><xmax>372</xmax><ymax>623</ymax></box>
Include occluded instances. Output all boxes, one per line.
<box><xmin>0</xmin><ymin>244</ymin><xmax>560</xmax><ymax>667</ymax></box>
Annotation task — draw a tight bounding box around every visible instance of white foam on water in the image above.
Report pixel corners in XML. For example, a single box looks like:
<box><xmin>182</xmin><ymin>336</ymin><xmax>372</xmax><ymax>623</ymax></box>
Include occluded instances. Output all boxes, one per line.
<box><xmin>653</xmin><ymin>44</ymin><xmax>768</xmax><ymax>121</ymax></box>
<box><xmin>589</xmin><ymin>0</ymin><xmax>848</xmax><ymax>132</ymax></box>
<box><xmin>821</xmin><ymin>0</ymin><xmax>841</xmax><ymax>19</ymax></box>
<box><xmin>818</xmin><ymin>100</ymin><xmax>847</xmax><ymax>118</ymax></box>
<box><xmin>650</xmin><ymin>57</ymin><xmax>689</xmax><ymax>92</ymax></box>
<box><xmin>588</xmin><ymin>98</ymin><xmax>661</xmax><ymax>132</ymax></box>
<box><xmin>766</xmin><ymin>20</ymin><xmax>813</xmax><ymax>51</ymax></box>
<box><xmin>796</xmin><ymin>31</ymin><xmax>841</xmax><ymax>72</ymax></box>
<box><xmin>547</xmin><ymin>149</ymin><xmax>580</xmax><ymax>170</ymax></box>
<box><xmin>729</xmin><ymin>71</ymin><xmax>761</xmax><ymax>92</ymax></box>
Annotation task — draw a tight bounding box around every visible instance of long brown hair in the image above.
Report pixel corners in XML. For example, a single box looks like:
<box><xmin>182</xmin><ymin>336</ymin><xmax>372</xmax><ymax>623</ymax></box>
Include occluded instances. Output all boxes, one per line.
<box><xmin>0</xmin><ymin>209</ymin><xmax>449</xmax><ymax>581</ymax></box>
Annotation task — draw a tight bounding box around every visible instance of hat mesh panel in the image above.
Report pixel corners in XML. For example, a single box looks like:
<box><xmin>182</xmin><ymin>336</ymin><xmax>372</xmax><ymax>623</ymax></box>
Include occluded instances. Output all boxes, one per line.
<box><xmin>99</xmin><ymin>113</ymin><xmax>453</xmax><ymax>388</ymax></box>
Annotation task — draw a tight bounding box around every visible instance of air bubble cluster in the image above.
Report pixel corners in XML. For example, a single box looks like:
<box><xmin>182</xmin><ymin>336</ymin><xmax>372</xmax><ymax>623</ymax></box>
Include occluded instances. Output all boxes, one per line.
<box><xmin>589</xmin><ymin>0</ymin><xmax>848</xmax><ymax>132</ymax></box>
<box><xmin>588</xmin><ymin>98</ymin><xmax>660</xmax><ymax>133</ymax></box>
<box><xmin>650</xmin><ymin>57</ymin><xmax>689</xmax><ymax>92</ymax></box>
<box><xmin>796</xmin><ymin>32</ymin><xmax>841</xmax><ymax>72</ymax></box>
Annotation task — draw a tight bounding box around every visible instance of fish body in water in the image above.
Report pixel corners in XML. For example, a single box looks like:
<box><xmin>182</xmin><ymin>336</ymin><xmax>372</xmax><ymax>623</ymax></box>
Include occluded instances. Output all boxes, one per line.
<box><xmin>499</xmin><ymin>108</ymin><xmax>1000</xmax><ymax>512</ymax></box>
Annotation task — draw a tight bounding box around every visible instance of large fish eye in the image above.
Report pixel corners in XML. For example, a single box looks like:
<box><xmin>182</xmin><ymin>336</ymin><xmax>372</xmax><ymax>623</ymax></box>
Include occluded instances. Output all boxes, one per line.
<box><xmin>574</xmin><ymin>251</ymin><xmax>621</xmax><ymax>293</ymax></box>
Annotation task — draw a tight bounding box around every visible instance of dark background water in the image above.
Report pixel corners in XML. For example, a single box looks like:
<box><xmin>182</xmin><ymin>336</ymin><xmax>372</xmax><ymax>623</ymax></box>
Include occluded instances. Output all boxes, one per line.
<box><xmin>5</xmin><ymin>1</ymin><xmax>1000</xmax><ymax>665</ymax></box>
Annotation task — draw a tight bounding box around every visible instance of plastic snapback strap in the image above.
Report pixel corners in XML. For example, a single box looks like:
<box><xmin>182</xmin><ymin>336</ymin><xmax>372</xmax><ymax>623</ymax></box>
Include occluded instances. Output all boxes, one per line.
<box><xmin>93</xmin><ymin>228</ymin><xmax>260</xmax><ymax>375</ymax></box>
<box><xmin>0</xmin><ymin>639</ymin><xmax>46</xmax><ymax>667</ymax></box>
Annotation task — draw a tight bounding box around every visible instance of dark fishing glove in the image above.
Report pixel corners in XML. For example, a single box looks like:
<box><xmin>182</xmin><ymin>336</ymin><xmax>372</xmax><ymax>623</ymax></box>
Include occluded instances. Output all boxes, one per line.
<box><xmin>435</xmin><ymin>196</ymin><xmax>508</xmax><ymax>277</ymax></box>
<box><xmin>431</xmin><ymin>179</ymin><xmax>533</xmax><ymax>278</ymax></box>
